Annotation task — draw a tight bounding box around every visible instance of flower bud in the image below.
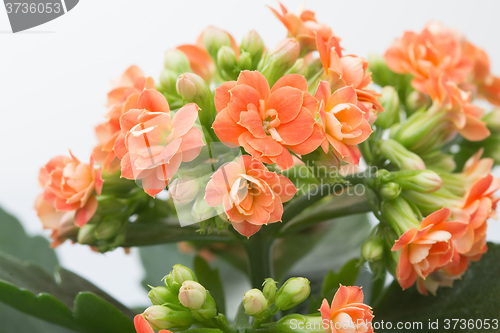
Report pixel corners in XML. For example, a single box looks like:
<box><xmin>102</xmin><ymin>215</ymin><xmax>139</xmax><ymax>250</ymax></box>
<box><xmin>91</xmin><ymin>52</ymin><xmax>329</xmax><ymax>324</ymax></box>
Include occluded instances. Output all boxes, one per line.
<box><xmin>259</xmin><ymin>38</ymin><xmax>300</xmax><ymax>85</ymax></box>
<box><xmin>378</xmin><ymin>139</ymin><xmax>426</xmax><ymax>170</ymax></box>
<box><xmin>238</xmin><ymin>51</ymin><xmax>253</xmax><ymax>70</ymax></box>
<box><xmin>164</xmin><ymin>264</ymin><xmax>197</xmax><ymax>292</ymax></box>
<box><xmin>275</xmin><ymin>314</ymin><xmax>325</xmax><ymax>333</ymax></box>
<box><xmin>262</xmin><ymin>278</ymin><xmax>278</xmax><ymax>303</ymax></box>
<box><xmin>375</xmin><ymin>86</ymin><xmax>400</xmax><ymax>129</ymax></box>
<box><xmin>217</xmin><ymin>46</ymin><xmax>238</xmax><ymax>80</ymax></box>
<box><xmin>402</xmin><ymin>188</ymin><xmax>460</xmax><ymax>216</ymax></box>
<box><xmin>95</xmin><ymin>219</ymin><xmax>123</xmax><ymax>240</ymax></box>
<box><xmin>176</xmin><ymin>73</ymin><xmax>206</xmax><ymax>102</ymax></box>
<box><xmin>191</xmin><ymin>293</ymin><xmax>217</xmax><ymax>322</ymax></box>
<box><xmin>275</xmin><ymin>277</ymin><xmax>310</xmax><ymax>311</ymax></box>
<box><xmin>240</xmin><ymin>30</ymin><xmax>265</xmax><ymax>68</ymax></box>
<box><xmin>379</xmin><ymin>182</ymin><xmax>401</xmax><ymax>200</ymax></box>
<box><xmin>243</xmin><ymin>289</ymin><xmax>268</xmax><ymax>317</ymax></box>
<box><xmin>178</xmin><ymin>281</ymin><xmax>207</xmax><ymax>310</ymax></box>
<box><xmin>421</xmin><ymin>150</ymin><xmax>456</xmax><ymax>172</ymax></box>
<box><xmin>406</xmin><ymin>90</ymin><xmax>431</xmax><ymax>112</ymax></box>
<box><xmin>390</xmin><ymin>170</ymin><xmax>442</xmax><ymax>193</ymax></box>
<box><xmin>380</xmin><ymin>197</ymin><xmax>421</xmax><ymax>236</ymax></box>
<box><xmin>192</xmin><ymin>196</ymin><xmax>217</xmax><ymax>222</ymax></box>
<box><xmin>203</xmin><ymin>26</ymin><xmax>232</xmax><ymax>60</ymax></box>
<box><xmin>362</xmin><ymin>235</ymin><xmax>384</xmax><ymax>262</ymax></box>
<box><xmin>164</xmin><ymin>49</ymin><xmax>191</xmax><ymax>74</ymax></box>
<box><xmin>142</xmin><ymin>304</ymin><xmax>192</xmax><ymax>331</ymax></box>
<box><xmin>483</xmin><ymin>109</ymin><xmax>500</xmax><ymax>133</ymax></box>
<box><xmin>169</xmin><ymin>177</ymin><xmax>199</xmax><ymax>205</ymax></box>
<box><xmin>77</xmin><ymin>224</ymin><xmax>97</xmax><ymax>244</ymax></box>
<box><xmin>159</xmin><ymin>69</ymin><xmax>180</xmax><ymax>96</ymax></box>
<box><xmin>148</xmin><ymin>286</ymin><xmax>178</xmax><ymax>305</ymax></box>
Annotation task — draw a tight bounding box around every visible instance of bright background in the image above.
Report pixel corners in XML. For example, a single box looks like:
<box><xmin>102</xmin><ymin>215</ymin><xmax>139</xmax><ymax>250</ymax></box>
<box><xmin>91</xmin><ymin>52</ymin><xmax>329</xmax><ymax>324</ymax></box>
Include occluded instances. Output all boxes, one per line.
<box><xmin>1</xmin><ymin>0</ymin><xmax>499</xmax><ymax>308</ymax></box>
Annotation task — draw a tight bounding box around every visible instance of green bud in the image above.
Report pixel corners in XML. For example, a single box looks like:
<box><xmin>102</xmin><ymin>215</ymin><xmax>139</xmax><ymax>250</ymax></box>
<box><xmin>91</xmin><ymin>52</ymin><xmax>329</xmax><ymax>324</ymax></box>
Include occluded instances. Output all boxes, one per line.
<box><xmin>164</xmin><ymin>264</ymin><xmax>197</xmax><ymax>292</ymax></box>
<box><xmin>275</xmin><ymin>314</ymin><xmax>325</xmax><ymax>333</ymax></box>
<box><xmin>192</xmin><ymin>196</ymin><xmax>217</xmax><ymax>222</ymax></box>
<box><xmin>191</xmin><ymin>293</ymin><xmax>217</xmax><ymax>322</ymax></box>
<box><xmin>402</xmin><ymin>188</ymin><xmax>460</xmax><ymax>216</ymax></box>
<box><xmin>421</xmin><ymin>150</ymin><xmax>456</xmax><ymax>172</ymax></box>
<box><xmin>375</xmin><ymin>86</ymin><xmax>400</xmax><ymax>128</ymax></box>
<box><xmin>379</xmin><ymin>139</ymin><xmax>426</xmax><ymax>170</ymax></box>
<box><xmin>262</xmin><ymin>278</ymin><xmax>278</xmax><ymax>303</ymax></box>
<box><xmin>483</xmin><ymin>109</ymin><xmax>500</xmax><ymax>133</ymax></box>
<box><xmin>169</xmin><ymin>177</ymin><xmax>199</xmax><ymax>205</ymax></box>
<box><xmin>238</xmin><ymin>51</ymin><xmax>253</xmax><ymax>70</ymax></box>
<box><xmin>379</xmin><ymin>182</ymin><xmax>401</xmax><ymax>200</ymax></box>
<box><xmin>203</xmin><ymin>26</ymin><xmax>232</xmax><ymax>60</ymax></box>
<box><xmin>178</xmin><ymin>281</ymin><xmax>207</xmax><ymax>310</ymax></box>
<box><xmin>406</xmin><ymin>90</ymin><xmax>431</xmax><ymax>113</ymax></box>
<box><xmin>389</xmin><ymin>170</ymin><xmax>443</xmax><ymax>193</ymax></box>
<box><xmin>259</xmin><ymin>38</ymin><xmax>300</xmax><ymax>86</ymax></box>
<box><xmin>142</xmin><ymin>304</ymin><xmax>193</xmax><ymax>331</ymax></box>
<box><xmin>148</xmin><ymin>286</ymin><xmax>178</xmax><ymax>305</ymax></box>
<box><xmin>176</xmin><ymin>73</ymin><xmax>206</xmax><ymax>102</ymax></box>
<box><xmin>362</xmin><ymin>235</ymin><xmax>384</xmax><ymax>262</ymax></box>
<box><xmin>380</xmin><ymin>197</ymin><xmax>421</xmax><ymax>236</ymax></box>
<box><xmin>164</xmin><ymin>49</ymin><xmax>191</xmax><ymax>74</ymax></box>
<box><xmin>95</xmin><ymin>219</ymin><xmax>122</xmax><ymax>240</ymax></box>
<box><xmin>159</xmin><ymin>69</ymin><xmax>180</xmax><ymax>96</ymax></box>
<box><xmin>243</xmin><ymin>289</ymin><xmax>268</xmax><ymax>317</ymax></box>
<box><xmin>217</xmin><ymin>46</ymin><xmax>238</xmax><ymax>80</ymax></box>
<box><xmin>275</xmin><ymin>277</ymin><xmax>310</xmax><ymax>311</ymax></box>
<box><xmin>77</xmin><ymin>224</ymin><xmax>97</xmax><ymax>245</ymax></box>
<box><xmin>240</xmin><ymin>30</ymin><xmax>265</xmax><ymax>68</ymax></box>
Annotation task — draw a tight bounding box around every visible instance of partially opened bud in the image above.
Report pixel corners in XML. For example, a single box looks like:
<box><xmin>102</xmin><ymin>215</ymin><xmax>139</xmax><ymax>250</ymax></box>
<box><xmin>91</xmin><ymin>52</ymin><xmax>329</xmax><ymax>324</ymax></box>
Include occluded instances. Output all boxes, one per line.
<box><xmin>379</xmin><ymin>139</ymin><xmax>426</xmax><ymax>170</ymax></box>
<box><xmin>243</xmin><ymin>289</ymin><xmax>268</xmax><ymax>317</ymax></box>
<box><xmin>148</xmin><ymin>286</ymin><xmax>178</xmax><ymax>305</ymax></box>
<box><xmin>176</xmin><ymin>73</ymin><xmax>206</xmax><ymax>102</ymax></box>
<box><xmin>203</xmin><ymin>26</ymin><xmax>232</xmax><ymax>60</ymax></box>
<box><xmin>259</xmin><ymin>38</ymin><xmax>300</xmax><ymax>85</ymax></box>
<box><xmin>164</xmin><ymin>49</ymin><xmax>191</xmax><ymax>73</ymax></box>
<box><xmin>143</xmin><ymin>304</ymin><xmax>192</xmax><ymax>331</ymax></box>
<box><xmin>376</xmin><ymin>86</ymin><xmax>400</xmax><ymax>129</ymax></box>
<box><xmin>169</xmin><ymin>177</ymin><xmax>199</xmax><ymax>205</ymax></box>
<box><xmin>178</xmin><ymin>281</ymin><xmax>207</xmax><ymax>310</ymax></box>
<box><xmin>275</xmin><ymin>277</ymin><xmax>310</xmax><ymax>311</ymax></box>
<box><xmin>262</xmin><ymin>278</ymin><xmax>278</xmax><ymax>303</ymax></box>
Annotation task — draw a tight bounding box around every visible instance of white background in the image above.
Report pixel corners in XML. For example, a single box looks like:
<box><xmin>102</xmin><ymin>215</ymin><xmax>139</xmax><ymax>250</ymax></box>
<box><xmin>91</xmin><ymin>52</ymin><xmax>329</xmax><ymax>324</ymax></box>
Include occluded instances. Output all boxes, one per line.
<box><xmin>1</xmin><ymin>0</ymin><xmax>499</xmax><ymax>308</ymax></box>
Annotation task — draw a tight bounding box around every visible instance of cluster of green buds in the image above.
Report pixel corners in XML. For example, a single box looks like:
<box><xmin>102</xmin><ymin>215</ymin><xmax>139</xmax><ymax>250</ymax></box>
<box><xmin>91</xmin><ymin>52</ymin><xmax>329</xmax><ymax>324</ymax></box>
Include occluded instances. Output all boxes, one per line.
<box><xmin>141</xmin><ymin>264</ymin><xmax>226</xmax><ymax>331</ymax></box>
<box><xmin>242</xmin><ymin>277</ymin><xmax>311</xmax><ymax>327</ymax></box>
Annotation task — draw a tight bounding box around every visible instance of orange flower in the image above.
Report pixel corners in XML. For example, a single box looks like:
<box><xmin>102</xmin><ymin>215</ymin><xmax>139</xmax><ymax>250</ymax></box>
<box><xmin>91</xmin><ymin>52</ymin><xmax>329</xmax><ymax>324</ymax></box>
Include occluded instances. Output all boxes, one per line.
<box><xmin>391</xmin><ymin>208</ymin><xmax>467</xmax><ymax>289</ymax></box>
<box><xmin>269</xmin><ymin>2</ymin><xmax>334</xmax><ymax>52</ymax></box>
<box><xmin>320</xmin><ymin>285</ymin><xmax>374</xmax><ymax>333</ymax></box>
<box><xmin>462</xmin><ymin>41</ymin><xmax>500</xmax><ymax>106</ymax></box>
<box><xmin>114</xmin><ymin>89</ymin><xmax>204</xmax><ymax>197</ymax></box>
<box><xmin>94</xmin><ymin>66</ymin><xmax>155</xmax><ymax>173</ymax></box>
<box><xmin>316</xmin><ymin>35</ymin><xmax>383</xmax><ymax>116</ymax></box>
<box><xmin>213</xmin><ymin>71</ymin><xmax>324</xmax><ymax>170</ymax></box>
<box><xmin>384</xmin><ymin>23</ymin><xmax>472</xmax><ymax>94</ymax></box>
<box><xmin>36</xmin><ymin>153</ymin><xmax>103</xmax><ymax>232</ymax></box>
<box><xmin>134</xmin><ymin>315</ymin><xmax>171</xmax><ymax>333</ymax></box>
<box><xmin>425</xmin><ymin>74</ymin><xmax>490</xmax><ymax>141</ymax></box>
<box><xmin>205</xmin><ymin>155</ymin><xmax>296</xmax><ymax>237</ymax></box>
<box><xmin>314</xmin><ymin>81</ymin><xmax>373</xmax><ymax>164</ymax></box>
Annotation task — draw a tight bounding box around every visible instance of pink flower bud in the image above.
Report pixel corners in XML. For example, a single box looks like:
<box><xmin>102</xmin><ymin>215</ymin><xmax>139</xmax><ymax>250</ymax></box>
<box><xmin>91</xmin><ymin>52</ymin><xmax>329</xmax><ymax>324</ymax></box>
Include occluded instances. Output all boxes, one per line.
<box><xmin>178</xmin><ymin>281</ymin><xmax>207</xmax><ymax>310</ymax></box>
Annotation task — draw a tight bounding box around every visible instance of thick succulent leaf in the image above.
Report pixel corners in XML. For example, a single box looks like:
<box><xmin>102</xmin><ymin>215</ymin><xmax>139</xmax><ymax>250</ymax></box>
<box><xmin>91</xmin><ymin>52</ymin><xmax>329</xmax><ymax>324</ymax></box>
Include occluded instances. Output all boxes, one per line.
<box><xmin>375</xmin><ymin>243</ymin><xmax>500</xmax><ymax>333</ymax></box>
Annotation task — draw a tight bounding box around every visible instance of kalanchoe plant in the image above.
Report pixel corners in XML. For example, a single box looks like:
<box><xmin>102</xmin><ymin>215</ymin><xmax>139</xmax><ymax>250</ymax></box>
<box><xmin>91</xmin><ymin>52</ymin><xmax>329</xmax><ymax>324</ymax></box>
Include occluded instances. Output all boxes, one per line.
<box><xmin>22</xmin><ymin>2</ymin><xmax>500</xmax><ymax>333</ymax></box>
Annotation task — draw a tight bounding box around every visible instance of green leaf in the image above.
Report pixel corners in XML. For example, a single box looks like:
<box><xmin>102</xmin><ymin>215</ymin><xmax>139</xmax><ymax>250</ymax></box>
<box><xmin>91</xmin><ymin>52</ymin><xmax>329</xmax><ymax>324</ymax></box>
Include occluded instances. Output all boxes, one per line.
<box><xmin>321</xmin><ymin>259</ymin><xmax>360</xmax><ymax>297</ymax></box>
<box><xmin>375</xmin><ymin>242</ymin><xmax>500</xmax><ymax>333</ymax></box>
<box><xmin>0</xmin><ymin>252</ymin><xmax>135</xmax><ymax>333</ymax></box>
<box><xmin>194</xmin><ymin>256</ymin><xmax>226</xmax><ymax>314</ymax></box>
<box><xmin>0</xmin><ymin>207</ymin><xmax>58</xmax><ymax>273</ymax></box>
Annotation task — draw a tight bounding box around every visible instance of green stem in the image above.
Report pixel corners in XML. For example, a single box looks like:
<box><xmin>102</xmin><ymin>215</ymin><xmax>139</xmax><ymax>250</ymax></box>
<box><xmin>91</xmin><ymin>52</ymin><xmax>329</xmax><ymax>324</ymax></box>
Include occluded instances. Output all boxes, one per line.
<box><xmin>244</xmin><ymin>230</ymin><xmax>275</xmax><ymax>288</ymax></box>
